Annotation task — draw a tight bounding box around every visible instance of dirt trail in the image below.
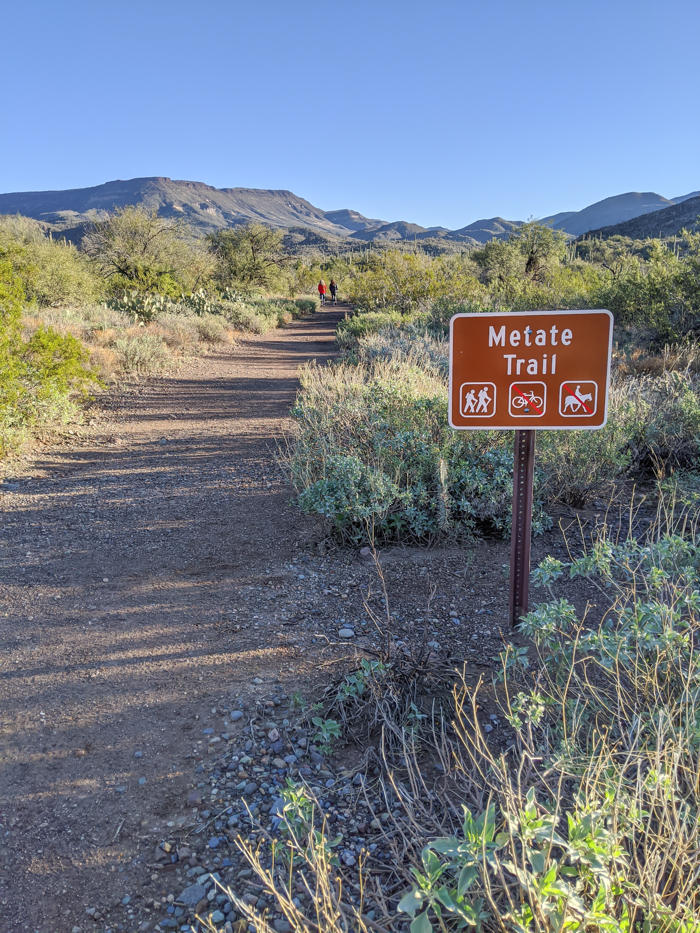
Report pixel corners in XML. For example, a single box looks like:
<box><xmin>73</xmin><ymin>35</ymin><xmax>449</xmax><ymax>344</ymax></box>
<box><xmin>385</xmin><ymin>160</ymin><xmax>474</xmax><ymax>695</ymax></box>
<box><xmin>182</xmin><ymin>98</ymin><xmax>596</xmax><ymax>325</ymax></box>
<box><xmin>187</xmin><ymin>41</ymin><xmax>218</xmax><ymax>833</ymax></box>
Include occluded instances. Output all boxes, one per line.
<box><xmin>0</xmin><ymin>308</ymin><xmax>349</xmax><ymax>931</ymax></box>
<box><xmin>1</xmin><ymin>304</ymin><xmax>523</xmax><ymax>933</ymax></box>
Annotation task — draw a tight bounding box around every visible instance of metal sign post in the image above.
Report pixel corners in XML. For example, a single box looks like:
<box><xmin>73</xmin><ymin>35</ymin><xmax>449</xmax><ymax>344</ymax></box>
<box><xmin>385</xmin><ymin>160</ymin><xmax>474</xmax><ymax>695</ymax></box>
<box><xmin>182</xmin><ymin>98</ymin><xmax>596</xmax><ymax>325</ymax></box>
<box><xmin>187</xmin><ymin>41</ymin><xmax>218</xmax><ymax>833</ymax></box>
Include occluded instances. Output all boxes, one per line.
<box><xmin>448</xmin><ymin>309</ymin><xmax>613</xmax><ymax>627</ymax></box>
<box><xmin>509</xmin><ymin>430</ymin><xmax>535</xmax><ymax>625</ymax></box>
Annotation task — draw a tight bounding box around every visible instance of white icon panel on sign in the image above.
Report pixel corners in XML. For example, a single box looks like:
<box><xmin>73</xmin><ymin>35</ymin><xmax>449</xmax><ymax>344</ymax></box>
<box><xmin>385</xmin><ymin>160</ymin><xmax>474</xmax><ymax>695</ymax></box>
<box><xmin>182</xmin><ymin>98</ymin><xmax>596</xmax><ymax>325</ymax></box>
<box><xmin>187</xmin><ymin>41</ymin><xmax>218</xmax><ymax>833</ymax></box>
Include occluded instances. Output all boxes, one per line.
<box><xmin>559</xmin><ymin>381</ymin><xmax>598</xmax><ymax>417</ymax></box>
<box><xmin>509</xmin><ymin>382</ymin><xmax>546</xmax><ymax>417</ymax></box>
<box><xmin>460</xmin><ymin>382</ymin><xmax>496</xmax><ymax>417</ymax></box>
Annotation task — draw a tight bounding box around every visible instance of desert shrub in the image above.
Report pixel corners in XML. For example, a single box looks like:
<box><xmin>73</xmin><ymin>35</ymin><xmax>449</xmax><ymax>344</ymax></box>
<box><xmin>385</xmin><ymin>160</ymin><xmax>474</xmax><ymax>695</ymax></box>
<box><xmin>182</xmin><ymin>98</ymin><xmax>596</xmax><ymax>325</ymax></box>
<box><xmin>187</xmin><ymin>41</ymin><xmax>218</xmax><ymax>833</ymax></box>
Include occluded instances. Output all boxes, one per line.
<box><xmin>193</xmin><ymin>313</ymin><xmax>229</xmax><ymax>344</ymax></box>
<box><xmin>292</xmin><ymin>317</ymin><xmax>700</xmax><ymax>532</ymax></box>
<box><xmin>536</xmin><ymin>372</ymin><xmax>700</xmax><ymax>503</ymax></box>
<box><xmin>289</xmin><ymin>358</ymin><xmax>550</xmax><ymax>543</ymax></box>
<box><xmin>536</xmin><ymin>420</ymin><xmax>633</xmax><ymax>506</ymax></box>
<box><xmin>113</xmin><ymin>333</ymin><xmax>169</xmax><ymax>373</ymax></box>
<box><xmin>335</xmin><ymin>309</ymin><xmax>404</xmax><ymax>349</ymax></box>
<box><xmin>0</xmin><ymin>214</ymin><xmax>101</xmax><ymax>306</ymax></box>
<box><xmin>624</xmin><ymin>370</ymin><xmax>700</xmax><ymax>473</ymax></box>
<box><xmin>222</xmin><ymin>302</ymin><xmax>271</xmax><ymax>334</ymax></box>
<box><xmin>294</xmin><ymin>296</ymin><xmax>320</xmax><ymax>314</ymax></box>
<box><xmin>0</xmin><ymin>261</ymin><xmax>98</xmax><ymax>456</ymax></box>
<box><xmin>354</xmin><ymin>324</ymin><xmax>449</xmax><ymax>379</ymax></box>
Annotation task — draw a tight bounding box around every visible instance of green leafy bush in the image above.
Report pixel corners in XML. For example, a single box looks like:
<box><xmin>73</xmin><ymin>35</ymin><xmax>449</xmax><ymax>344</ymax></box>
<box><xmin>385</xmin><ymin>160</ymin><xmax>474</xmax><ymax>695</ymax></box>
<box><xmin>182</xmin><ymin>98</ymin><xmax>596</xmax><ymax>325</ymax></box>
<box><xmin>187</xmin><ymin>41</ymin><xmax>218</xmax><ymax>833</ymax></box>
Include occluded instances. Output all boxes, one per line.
<box><xmin>0</xmin><ymin>261</ymin><xmax>97</xmax><ymax>456</ymax></box>
<box><xmin>0</xmin><ymin>214</ymin><xmax>101</xmax><ymax>306</ymax></box>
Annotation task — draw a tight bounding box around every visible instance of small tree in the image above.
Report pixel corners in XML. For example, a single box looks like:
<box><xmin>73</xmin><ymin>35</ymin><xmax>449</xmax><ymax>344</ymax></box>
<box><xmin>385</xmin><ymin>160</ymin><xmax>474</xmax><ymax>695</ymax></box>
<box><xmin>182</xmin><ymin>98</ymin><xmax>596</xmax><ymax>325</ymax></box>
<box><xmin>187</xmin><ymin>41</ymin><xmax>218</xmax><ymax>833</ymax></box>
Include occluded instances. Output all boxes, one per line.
<box><xmin>511</xmin><ymin>221</ymin><xmax>567</xmax><ymax>281</ymax></box>
<box><xmin>83</xmin><ymin>205</ymin><xmax>213</xmax><ymax>296</ymax></box>
<box><xmin>208</xmin><ymin>223</ymin><xmax>287</xmax><ymax>291</ymax></box>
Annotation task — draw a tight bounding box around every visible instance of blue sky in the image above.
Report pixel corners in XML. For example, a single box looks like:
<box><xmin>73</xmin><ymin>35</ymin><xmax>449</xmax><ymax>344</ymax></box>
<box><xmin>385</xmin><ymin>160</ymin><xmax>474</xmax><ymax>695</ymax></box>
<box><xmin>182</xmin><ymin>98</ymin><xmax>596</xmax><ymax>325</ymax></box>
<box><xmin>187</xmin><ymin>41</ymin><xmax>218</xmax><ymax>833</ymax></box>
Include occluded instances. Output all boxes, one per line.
<box><xmin>1</xmin><ymin>0</ymin><xmax>699</xmax><ymax>229</ymax></box>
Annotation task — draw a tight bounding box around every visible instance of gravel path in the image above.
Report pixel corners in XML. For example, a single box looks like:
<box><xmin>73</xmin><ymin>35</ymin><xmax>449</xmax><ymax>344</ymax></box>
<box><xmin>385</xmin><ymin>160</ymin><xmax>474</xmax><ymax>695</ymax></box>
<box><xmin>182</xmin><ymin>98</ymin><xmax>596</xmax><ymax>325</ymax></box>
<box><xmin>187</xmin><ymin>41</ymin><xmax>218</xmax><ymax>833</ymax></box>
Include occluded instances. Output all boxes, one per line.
<box><xmin>0</xmin><ymin>308</ymin><xmax>347</xmax><ymax>932</ymax></box>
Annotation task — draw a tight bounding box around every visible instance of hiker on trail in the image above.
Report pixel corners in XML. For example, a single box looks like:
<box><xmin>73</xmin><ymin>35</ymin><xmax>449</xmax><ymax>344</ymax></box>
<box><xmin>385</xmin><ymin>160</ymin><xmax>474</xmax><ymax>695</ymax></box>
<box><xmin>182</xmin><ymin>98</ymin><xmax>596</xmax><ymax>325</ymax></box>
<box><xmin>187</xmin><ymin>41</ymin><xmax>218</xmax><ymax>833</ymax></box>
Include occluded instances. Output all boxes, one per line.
<box><xmin>318</xmin><ymin>280</ymin><xmax>327</xmax><ymax>305</ymax></box>
<box><xmin>329</xmin><ymin>279</ymin><xmax>338</xmax><ymax>304</ymax></box>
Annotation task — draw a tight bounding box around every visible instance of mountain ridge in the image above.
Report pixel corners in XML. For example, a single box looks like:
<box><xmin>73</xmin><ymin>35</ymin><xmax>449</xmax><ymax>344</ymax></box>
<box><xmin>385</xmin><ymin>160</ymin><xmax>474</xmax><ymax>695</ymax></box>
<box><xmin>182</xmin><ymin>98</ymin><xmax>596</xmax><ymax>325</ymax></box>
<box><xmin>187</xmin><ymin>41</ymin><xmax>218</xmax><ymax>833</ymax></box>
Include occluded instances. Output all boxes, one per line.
<box><xmin>540</xmin><ymin>192</ymin><xmax>675</xmax><ymax>237</ymax></box>
<box><xmin>0</xmin><ymin>176</ymin><xmax>697</xmax><ymax>245</ymax></box>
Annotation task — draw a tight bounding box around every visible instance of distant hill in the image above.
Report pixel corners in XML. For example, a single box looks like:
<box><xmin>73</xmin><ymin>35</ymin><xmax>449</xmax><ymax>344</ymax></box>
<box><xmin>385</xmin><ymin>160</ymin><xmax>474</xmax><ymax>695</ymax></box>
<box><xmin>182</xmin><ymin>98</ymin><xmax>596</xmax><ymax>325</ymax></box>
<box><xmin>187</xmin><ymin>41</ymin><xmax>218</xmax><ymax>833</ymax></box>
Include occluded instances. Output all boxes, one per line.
<box><xmin>350</xmin><ymin>220</ymin><xmax>428</xmax><ymax>242</ymax></box>
<box><xmin>671</xmin><ymin>191</ymin><xmax>700</xmax><ymax>204</ymax></box>
<box><xmin>577</xmin><ymin>195</ymin><xmax>700</xmax><ymax>241</ymax></box>
<box><xmin>541</xmin><ymin>192</ymin><xmax>675</xmax><ymax>236</ymax></box>
<box><xmin>0</xmin><ymin>177</ymin><xmax>352</xmax><ymax>240</ymax></box>
<box><xmin>322</xmin><ymin>208</ymin><xmax>386</xmax><ymax>232</ymax></box>
<box><xmin>443</xmin><ymin>216</ymin><xmax>524</xmax><ymax>243</ymax></box>
<box><xmin>280</xmin><ymin>226</ymin><xmax>356</xmax><ymax>256</ymax></box>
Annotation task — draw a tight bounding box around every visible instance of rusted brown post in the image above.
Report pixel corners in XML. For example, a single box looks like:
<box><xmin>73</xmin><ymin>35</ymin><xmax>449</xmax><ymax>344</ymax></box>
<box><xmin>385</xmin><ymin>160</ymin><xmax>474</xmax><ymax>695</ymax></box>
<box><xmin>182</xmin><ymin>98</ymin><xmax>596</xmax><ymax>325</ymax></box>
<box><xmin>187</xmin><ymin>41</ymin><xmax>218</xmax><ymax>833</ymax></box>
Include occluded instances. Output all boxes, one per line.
<box><xmin>509</xmin><ymin>430</ymin><xmax>536</xmax><ymax>627</ymax></box>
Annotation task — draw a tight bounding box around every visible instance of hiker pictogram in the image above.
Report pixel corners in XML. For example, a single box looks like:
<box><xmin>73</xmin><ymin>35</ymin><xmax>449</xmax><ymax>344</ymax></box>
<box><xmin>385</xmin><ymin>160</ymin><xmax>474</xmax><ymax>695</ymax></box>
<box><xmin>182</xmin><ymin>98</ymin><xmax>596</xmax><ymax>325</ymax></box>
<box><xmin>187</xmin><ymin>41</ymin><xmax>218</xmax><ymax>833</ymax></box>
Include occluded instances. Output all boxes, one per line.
<box><xmin>558</xmin><ymin>381</ymin><xmax>598</xmax><ymax>417</ymax></box>
<box><xmin>459</xmin><ymin>382</ymin><xmax>496</xmax><ymax>417</ymax></box>
<box><xmin>509</xmin><ymin>381</ymin><xmax>547</xmax><ymax>417</ymax></box>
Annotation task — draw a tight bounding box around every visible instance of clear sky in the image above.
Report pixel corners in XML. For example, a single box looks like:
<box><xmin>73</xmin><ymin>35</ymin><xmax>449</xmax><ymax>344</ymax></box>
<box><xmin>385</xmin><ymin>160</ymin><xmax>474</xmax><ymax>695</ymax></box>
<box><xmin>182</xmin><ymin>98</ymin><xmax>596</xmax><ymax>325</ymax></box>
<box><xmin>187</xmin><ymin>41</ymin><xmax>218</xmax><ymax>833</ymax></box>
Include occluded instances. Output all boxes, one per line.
<box><xmin>1</xmin><ymin>0</ymin><xmax>699</xmax><ymax>229</ymax></box>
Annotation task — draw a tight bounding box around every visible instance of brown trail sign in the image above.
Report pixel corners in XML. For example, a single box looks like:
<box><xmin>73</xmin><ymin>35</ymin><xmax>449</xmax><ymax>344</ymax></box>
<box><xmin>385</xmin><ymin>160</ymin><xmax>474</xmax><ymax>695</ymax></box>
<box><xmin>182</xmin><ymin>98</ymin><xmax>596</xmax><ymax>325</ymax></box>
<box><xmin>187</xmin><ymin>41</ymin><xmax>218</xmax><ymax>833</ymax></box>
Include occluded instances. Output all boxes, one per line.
<box><xmin>448</xmin><ymin>310</ymin><xmax>613</xmax><ymax>625</ymax></box>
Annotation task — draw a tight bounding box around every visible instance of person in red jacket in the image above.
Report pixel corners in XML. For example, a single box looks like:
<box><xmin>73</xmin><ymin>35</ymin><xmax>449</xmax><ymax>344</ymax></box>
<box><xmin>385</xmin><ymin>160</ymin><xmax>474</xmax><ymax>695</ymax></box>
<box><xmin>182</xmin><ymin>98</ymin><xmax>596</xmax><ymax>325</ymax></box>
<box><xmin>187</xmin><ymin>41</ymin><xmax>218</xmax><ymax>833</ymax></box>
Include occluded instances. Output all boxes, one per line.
<box><xmin>318</xmin><ymin>279</ymin><xmax>327</xmax><ymax>306</ymax></box>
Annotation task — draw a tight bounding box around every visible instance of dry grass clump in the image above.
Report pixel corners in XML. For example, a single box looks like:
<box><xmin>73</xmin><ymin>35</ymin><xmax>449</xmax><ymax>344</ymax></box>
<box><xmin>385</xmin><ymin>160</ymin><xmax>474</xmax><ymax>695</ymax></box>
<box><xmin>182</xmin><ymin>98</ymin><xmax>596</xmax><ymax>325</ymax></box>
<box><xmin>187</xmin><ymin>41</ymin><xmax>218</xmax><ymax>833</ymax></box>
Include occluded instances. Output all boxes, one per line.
<box><xmin>24</xmin><ymin>303</ymin><xmax>241</xmax><ymax>377</ymax></box>
<box><xmin>200</xmin><ymin>826</ymin><xmax>375</xmax><ymax>933</ymax></box>
<box><xmin>207</xmin><ymin>512</ymin><xmax>700</xmax><ymax>933</ymax></box>
<box><xmin>614</xmin><ymin>339</ymin><xmax>700</xmax><ymax>376</ymax></box>
<box><xmin>88</xmin><ymin>346</ymin><xmax>119</xmax><ymax>380</ymax></box>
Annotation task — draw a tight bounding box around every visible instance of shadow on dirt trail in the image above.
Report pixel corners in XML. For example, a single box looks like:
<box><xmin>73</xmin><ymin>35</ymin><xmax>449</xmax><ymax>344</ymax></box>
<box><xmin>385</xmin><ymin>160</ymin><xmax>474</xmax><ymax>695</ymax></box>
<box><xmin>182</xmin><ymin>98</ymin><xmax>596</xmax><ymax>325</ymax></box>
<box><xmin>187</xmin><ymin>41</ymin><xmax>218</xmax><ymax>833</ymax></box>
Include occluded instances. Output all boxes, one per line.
<box><xmin>0</xmin><ymin>307</ymin><xmax>350</xmax><ymax>931</ymax></box>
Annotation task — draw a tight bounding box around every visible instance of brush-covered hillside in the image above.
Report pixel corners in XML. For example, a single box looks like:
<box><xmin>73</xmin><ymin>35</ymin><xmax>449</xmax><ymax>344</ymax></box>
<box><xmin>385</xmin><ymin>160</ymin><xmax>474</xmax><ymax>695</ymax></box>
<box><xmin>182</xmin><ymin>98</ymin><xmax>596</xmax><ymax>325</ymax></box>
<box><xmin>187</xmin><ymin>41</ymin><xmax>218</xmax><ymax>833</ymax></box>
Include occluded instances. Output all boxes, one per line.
<box><xmin>578</xmin><ymin>194</ymin><xmax>700</xmax><ymax>240</ymax></box>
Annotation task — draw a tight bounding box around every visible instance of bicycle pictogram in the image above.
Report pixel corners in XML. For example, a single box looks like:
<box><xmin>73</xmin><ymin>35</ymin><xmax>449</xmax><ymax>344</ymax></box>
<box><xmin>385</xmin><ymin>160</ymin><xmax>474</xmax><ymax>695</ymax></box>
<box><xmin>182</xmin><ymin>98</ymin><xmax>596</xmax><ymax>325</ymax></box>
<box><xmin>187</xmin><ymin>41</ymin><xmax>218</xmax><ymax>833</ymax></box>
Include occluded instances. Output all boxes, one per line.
<box><xmin>511</xmin><ymin>391</ymin><xmax>544</xmax><ymax>410</ymax></box>
<box><xmin>509</xmin><ymin>382</ymin><xmax>547</xmax><ymax>417</ymax></box>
